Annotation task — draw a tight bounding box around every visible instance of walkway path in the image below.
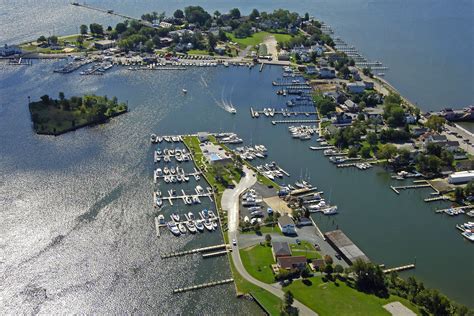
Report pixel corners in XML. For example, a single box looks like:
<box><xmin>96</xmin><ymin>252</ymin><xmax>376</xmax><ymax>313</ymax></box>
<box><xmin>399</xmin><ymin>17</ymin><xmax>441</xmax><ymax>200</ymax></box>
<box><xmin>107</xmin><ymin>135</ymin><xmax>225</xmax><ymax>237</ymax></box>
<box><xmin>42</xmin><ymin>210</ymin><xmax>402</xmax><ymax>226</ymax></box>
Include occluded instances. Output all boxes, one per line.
<box><xmin>222</xmin><ymin>167</ymin><xmax>317</xmax><ymax>315</ymax></box>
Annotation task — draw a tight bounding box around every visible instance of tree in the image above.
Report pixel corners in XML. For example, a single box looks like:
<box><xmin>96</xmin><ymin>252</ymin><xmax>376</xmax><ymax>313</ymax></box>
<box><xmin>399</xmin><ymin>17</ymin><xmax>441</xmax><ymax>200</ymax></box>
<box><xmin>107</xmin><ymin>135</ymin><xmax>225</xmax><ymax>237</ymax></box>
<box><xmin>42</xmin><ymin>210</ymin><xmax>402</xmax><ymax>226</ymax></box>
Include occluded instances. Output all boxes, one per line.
<box><xmin>265</xmin><ymin>234</ymin><xmax>272</xmax><ymax>244</ymax></box>
<box><xmin>454</xmin><ymin>187</ymin><xmax>465</xmax><ymax>201</ymax></box>
<box><xmin>465</xmin><ymin>181</ymin><xmax>474</xmax><ymax>197</ymax></box>
<box><xmin>89</xmin><ymin>23</ymin><xmax>104</xmax><ymax>35</ymax></box>
<box><xmin>304</xmin><ymin>12</ymin><xmax>310</xmax><ymax>21</ymax></box>
<box><xmin>324</xmin><ymin>254</ymin><xmax>333</xmax><ymax>265</ymax></box>
<box><xmin>173</xmin><ymin>9</ymin><xmax>184</xmax><ymax>19</ymax></box>
<box><xmin>40</xmin><ymin>95</ymin><xmax>50</xmax><ymax>104</ymax></box>
<box><xmin>425</xmin><ymin>115</ymin><xmax>445</xmax><ymax>132</ymax></box>
<box><xmin>58</xmin><ymin>92</ymin><xmax>65</xmax><ymax>101</ymax></box>
<box><xmin>352</xmin><ymin>259</ymin><xmax>388</xmax><ymax>297</ymax></box>
<box><xmin>229</xmin><ymin>8</ymin><xmax>241</xmax><ymax>19</ymax></box>
<box><xmin>207</xmin><ymin>33</ymin><xmax>217</xmax><ymax>51</ymax></box>
<box><xmin>184</xmin><ymin>6</ymin><xmax>211</xmax><ymax>26</ymax></box>
<box><xmin>334</xmin><ymin>264</ymin><xmax>344</xmax><ymax>276</ymax></box>
<box><xmin>213</xmin><ymin>10</ymin><xmax>221</xmax><ymax>18</ymax></box>
<box><xmin>377</xmin><ymin>144</ymin><xmax>397</xmax><ymax>160</ymax></box>
<box><xmin>249</xmin><ymin>9</ymin><xmax>260</xmax><ymax>20</ymax></box>
<box><xmin>348</xmin><ymin>147</ymin><xmax>358</xmax><ymax>158</ymax></box>
<box><xmin>48</xmin><ymin>35</ymin><xmax>58</xmax><ymax>45</ymax></box>
<box><xmin>324</xmin><ymin>264</ymin><xmax>334</xmax><ymax>277</ymax></box>
<box><xmin>282</xmin><ymin>291</ymin><xmax>298</xmax><ymax>315</ymax></box>
<box><xmin>367</xmin><ymin>132</ymin><xmax>378</xmax><ymax>147</ymax></box>
<box><xmin>80</xmin><ymin>24</ymin><xmax>88</xmax><ymax>35</ymax></box>
<box><xmin>37</xmin><ymin>35</ymin><xmax>47</xmax><ymax>42</ymax></box>
<box><xmin>360</xmin><ymin>145</ymin><xmax>372</xmax><ymax>158</ymax></box>
<box><xmin>76</xmin><ymin>35</ymin><xmax>84</xmax><ymax>47</ymax></box>
<box><xmin>218</xmin><ymin>29</ymin><xmax>228</xmax><ymax>41</ymax></box>
<box><xmin>115</xmin><ymin>22</ymin><xmax>127</xmax><ymax>34</ymax></box>
<box><xmin>317</xmin><ymin>97</ymin><xmax>336</xmax><ymax>115</ymax></box>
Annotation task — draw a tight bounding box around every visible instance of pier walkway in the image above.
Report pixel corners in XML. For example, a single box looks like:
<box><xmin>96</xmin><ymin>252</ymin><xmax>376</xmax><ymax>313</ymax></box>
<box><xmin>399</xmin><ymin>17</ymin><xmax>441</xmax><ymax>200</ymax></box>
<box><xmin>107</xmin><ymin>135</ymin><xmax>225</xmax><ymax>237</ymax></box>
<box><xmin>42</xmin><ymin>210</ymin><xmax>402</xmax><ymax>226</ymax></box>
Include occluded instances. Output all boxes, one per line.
<box><xmin>271</xmin><ymin>119</ymin><xmax>320</xmax><ymax>125</ymax></box>
<box><xmin>383</xmin><ymin>264</ymin><xmax>415</xmax><ymax>274</ymax></box>
<box><xmin>161</xmin><ymin>243</ymin><xmax>228</xmax><ymax>259</ymax></box>
<box><xmin>173</xmin><ymin>278</ymin><xmax>234</xmax><ymax>294</ymax></box>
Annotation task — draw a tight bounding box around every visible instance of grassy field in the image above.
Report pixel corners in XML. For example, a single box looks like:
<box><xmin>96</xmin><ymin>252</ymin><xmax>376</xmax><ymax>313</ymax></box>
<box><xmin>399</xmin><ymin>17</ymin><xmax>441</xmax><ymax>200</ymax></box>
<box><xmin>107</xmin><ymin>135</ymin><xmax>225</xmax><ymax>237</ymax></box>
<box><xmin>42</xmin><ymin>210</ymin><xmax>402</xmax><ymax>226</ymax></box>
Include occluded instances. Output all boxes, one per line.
<box><xmin>290</xmin><ymin>241</ymin><xmax>321</xmax><ymax>260</ymax></box>
<box><xmin>187</xmin><ymin>49</ymin><xmax>210</xmax><ymax>55</ymax></box>
<box><xmin>226</xmin><ymin>31</ymin><xmax>292</xmax><ymax>48</ymax></box>
<box><xmin>285</xmin><ymin>277</ymin><xmax>420</xmax><ymax>316</ymax></box>
<box><xmin>239</xmin><ymin>244</ymin><xmax>276</xmax><ymax>284</ymax></box>
<box><xmin>228</xmin><ymin>256</ymin><xmax>282</xmax><ymax>315</ymax></box>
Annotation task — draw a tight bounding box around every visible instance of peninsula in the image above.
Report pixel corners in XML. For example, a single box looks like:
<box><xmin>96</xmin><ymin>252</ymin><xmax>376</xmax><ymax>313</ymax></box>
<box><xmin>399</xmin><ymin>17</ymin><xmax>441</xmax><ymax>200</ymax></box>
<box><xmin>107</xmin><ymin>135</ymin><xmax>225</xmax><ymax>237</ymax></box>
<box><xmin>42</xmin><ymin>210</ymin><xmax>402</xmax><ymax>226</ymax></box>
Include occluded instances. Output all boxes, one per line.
<box><xmin>28</xmin><ymin>93</ymin><xmax>127</xmax><ymax>135</ymax></box>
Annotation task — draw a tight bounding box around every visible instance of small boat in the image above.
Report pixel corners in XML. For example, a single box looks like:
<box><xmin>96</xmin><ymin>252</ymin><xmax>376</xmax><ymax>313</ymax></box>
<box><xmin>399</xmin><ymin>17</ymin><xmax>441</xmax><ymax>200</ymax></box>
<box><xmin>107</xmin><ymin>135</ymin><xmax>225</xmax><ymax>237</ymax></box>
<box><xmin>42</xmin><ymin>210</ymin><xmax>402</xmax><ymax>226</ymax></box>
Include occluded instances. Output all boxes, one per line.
<box><xmin>323</xmin><ymin>206</ymin><xmax>338</xmax><ymax>215</ymax></box>
<box><xmin>186</xmin><ymin>220</ymin><xmax>197</xmax><ymax>233</ymax></box>
<box><xmin>203</xmin><ymin>219</ymin><xmax>214</xmax><ymax>231</ymax></box>
<box><xmin>150</xmin><ymin>134</ymin><xmax>157</xmax><ymax>143</ymax></box>
<box><xmin>171</xmin><ymin>213</ymin><xmax>180</xmax><ymax>222</ymax></box>
<box><xmin>195</xmin><ymin>185</ymin><xmax>204</xmax><ymax>194</ymax></box>
<box><xmin>182</xmin><ymin>89</ymin><xmax>187</xmax><ymax>94</ymax></box>
<box><xmin>157</xmin><ymin>214</ymin><xmax>165</xmax><ymax>224</ymax></box>
<box><xmin>178</xmin><ymin>222</ymin><xmax>187</xmax><ymax>234</ymax></box>
<box><xmin>157</xmin><ymin>136</ymin><xmax>163</xmax><ymax>143</ymax></box>
<box><xmin>188</xmin><ymin>212</ymin><xmax>195</xmax><ymax>220</ymax></box>
<box><xmin>201</xmin><ymin>209</ymin><xmax>209</xmax><ymax>218</ymax></box>
<box><xmin>229</xmin><ymin>107</ymin><xmax>237</xmax><ymax>114</ymax></box>
<box><xmin>195</xmin><ymin>220</ymin><xmax>204</xmax><ymax>232</ymax></box>
<box><xmin>185</xmin><ymin>196</ymin><xmax>192</xmax><ymax>204</ymax></box>
<box><xmin>167</xmin><ymin>222</ymin><xmax>181</xmax><ymax>236</ymax></box>
<box><xmin>208</xmin><ymin>210</ymin><xmax>216</xmax><ymax>218</ymax></box>
<box><xmin>295</xmin><ymin>181</ymin><xmax>305</xmax><ymax>189</ymax></box>
<box><xmin>156</xmin><ymin>197</ymin><xmax>163</xmax><ymax>207</ymax></box>
<box><xmin>192</xmin><ymin>195</ymin><xmax>201</xmax><ymax>204</ymax></box>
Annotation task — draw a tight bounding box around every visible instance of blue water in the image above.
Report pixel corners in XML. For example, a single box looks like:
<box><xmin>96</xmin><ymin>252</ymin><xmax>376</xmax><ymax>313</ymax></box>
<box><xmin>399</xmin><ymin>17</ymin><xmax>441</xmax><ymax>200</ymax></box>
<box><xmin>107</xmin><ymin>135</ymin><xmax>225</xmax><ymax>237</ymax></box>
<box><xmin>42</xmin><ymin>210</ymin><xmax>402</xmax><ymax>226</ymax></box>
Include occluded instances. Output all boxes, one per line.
<box><xmin>1</xmin><ymin>0</ymin><xmax>474</xmax><ymax>313</ymax></box>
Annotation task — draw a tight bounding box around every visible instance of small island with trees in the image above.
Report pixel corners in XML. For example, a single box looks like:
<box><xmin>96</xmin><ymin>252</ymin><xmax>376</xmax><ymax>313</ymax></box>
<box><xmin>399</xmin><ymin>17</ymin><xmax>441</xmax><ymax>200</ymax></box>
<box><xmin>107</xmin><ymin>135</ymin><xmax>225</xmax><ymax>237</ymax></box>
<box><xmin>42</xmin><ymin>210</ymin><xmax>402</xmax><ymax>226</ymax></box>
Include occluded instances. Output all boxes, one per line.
<box><xmin>28</xmin><ymin>93</ymin><xmax>128</xmax><ymax>135</ymax></box>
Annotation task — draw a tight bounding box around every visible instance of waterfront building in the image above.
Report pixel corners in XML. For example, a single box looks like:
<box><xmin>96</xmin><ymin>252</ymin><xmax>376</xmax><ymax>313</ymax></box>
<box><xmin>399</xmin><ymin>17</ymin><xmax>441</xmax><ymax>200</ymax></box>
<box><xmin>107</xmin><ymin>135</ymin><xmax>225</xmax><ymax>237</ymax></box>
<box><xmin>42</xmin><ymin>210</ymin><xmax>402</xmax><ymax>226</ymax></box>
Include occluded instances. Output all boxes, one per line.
<box><xmin>159</xmin><ymin>21</ymin><xmax>172</xmax><ymax>28</ymax></box>
<box><xmin>271</xmin><ymin>241</ymin><xmax>292</xmax><ymax>260</ymax></box>
<box><xmin>0</xmin><ymin>44</ymin><xmax>21</xmax><ymax>56</ymax></box>
<box><xmin>278</xmin><ymin>215</ymin><xmax>296</xmax><ymax>235</ymax></box>
<box><xmin>448</xmin><ymin>170</ymin><xmax>474</xmax><ymax>184</ymax></box>
<box><xmin>318</xmin><ymin>67</ymin><xmax>336</xmax><ymax>79</ymax></box>
<box><xmin>94</xmin><ymin>40</ymin><xmax>115</xmax><ymax>50</ymax></box>
<box><xmin>325</xmin><ymin>230</ymin><xmax>370</xmax><ymax>265</ymax></box>
<box><xmin>346</xmin><ymin>82</ymin><xmax>366</xmax><ymax>94</ymax></box>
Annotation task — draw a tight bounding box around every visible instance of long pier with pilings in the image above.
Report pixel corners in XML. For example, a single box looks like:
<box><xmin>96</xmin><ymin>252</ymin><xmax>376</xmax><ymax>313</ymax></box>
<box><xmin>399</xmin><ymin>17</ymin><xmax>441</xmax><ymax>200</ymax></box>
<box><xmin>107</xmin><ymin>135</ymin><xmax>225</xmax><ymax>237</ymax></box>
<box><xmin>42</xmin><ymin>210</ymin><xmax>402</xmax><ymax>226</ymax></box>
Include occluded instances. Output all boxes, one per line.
<box><xmin>173</xmin><ymin>278</ymin><xmax>234</xmax><ymax>294</ymax></box>
<box><xmin>161</xmin><ymin>244</ymin><xmax>229</xmax><ymax>259</ymax></box>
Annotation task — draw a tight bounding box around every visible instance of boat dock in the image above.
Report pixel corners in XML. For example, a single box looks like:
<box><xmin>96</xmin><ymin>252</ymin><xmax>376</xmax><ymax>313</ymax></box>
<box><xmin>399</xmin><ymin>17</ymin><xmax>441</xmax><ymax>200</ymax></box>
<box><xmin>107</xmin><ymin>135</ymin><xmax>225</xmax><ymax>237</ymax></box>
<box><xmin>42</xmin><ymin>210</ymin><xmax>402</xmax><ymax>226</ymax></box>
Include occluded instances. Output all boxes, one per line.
<box><xmin>202</xmin><ymin>250</ymin><xmax>229</xmax><ymax>258</ymax></box>
<box><xmin>161</xmin><ymin>243</ymin><xmax>228</xmax><ymax>259</ymax></box>
<box><xmin>154</xmin><ymin>216</ymin><xmax>161</xmax><ymax>237</ymax></box>
<box><xmin>173</xmin><ymin>278</ymin><xmax>234</xmax><ymax>294</ymax></box>
<box><xmin>391</xmin><ymin>183</ymin><xmax>432</xmax><ymax>194</ymax></box>
<box><xmin>250</xmin><ymin>107</ymin><xmax>317</xmax><ymax>118</ymax></box>
<box><xmin>435</xmin><ymin>205</ymin><xmax>474</xmax><ymax>214</ymax></box>
<box><xmin>310</xmin><ymin>145</ymin><xmax>335</xmax><ymax>150</ymax></box>
<box><xmin>161</xmin><ymin>191</ymin><xmax>213</xmax><ymax>206</ymax></box>
<box><xmin>271</xmin><ymin>119</ymin><xmax>320</xmax><ymax>125</ymax></box>
<box><xmin>383</xmin><ymin>264</ymin><xmax>415</xmax><ymax>274</ymax></box>
<box><xmin>424</xmin><ymin>196</ymin><xmax>450</xmax><ymax>202</ymax></box>
<box><xmin>71</xmin><ymin>2</ymin><xmax>152</xmax><ymax>27</ymax></box>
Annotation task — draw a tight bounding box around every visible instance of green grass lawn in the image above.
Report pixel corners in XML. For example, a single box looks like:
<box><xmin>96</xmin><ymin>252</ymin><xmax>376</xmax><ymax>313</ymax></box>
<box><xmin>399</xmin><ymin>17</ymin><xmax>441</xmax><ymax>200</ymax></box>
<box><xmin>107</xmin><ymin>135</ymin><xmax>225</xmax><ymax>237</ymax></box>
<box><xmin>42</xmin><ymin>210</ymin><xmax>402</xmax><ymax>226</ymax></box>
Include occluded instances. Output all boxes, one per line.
<box><xmin>226</xmin><ymin>31</ymin><xmax>292</xmax><ymax>48</ymax></box>
<box><xmin>241</xmin><ymin>224</ymin><xmax>282</xmax><ymax>235</ymax></box>
<box><xmin>239</xmin><ymin>244</ymin><xmax>276</xmax><ymax>284</ymax></box>
<box><xmin>228</xmin><ymin>255</ymin><xmax>282</xmax><ymax>315</ymax></box>
<box><xmin>290</xmin><ymin>241</ymin><xmax>321</xmax><ymax>260</ymax></box>
<box><xmin>285</xmin><ymin>277</ymin><xmax>420</xmax><ymax>316</ymax></box>
<box><xmin>187</xmin><ymin>49</ymin><xmax>210</xmax><ymax>55</ymax></box>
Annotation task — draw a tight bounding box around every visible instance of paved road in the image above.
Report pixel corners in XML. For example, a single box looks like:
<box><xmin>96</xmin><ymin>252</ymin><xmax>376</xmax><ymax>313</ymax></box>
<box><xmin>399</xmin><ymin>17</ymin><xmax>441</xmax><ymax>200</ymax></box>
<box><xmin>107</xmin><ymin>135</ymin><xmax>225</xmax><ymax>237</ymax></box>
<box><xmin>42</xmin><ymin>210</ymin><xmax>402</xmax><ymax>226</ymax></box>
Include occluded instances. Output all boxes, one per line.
<box><xmin>222</xmin><ymin>167</ymin><xmax>317</xmax><ymax>316</ymax></box>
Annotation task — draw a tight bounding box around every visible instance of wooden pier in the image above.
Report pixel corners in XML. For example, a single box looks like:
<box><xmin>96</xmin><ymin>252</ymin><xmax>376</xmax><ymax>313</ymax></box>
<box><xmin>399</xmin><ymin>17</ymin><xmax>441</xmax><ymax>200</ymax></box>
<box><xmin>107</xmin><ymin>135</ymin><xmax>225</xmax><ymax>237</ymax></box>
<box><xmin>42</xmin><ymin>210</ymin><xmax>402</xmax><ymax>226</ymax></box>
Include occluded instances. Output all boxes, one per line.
<box><xmin>71</xmin><ymin>2</ymin><xmax>152</xmax><ymax>27</ymax></box>
<box><xmin>271</xmin><ymin>119</ymin><xmax>320</xmax><ymax>125</ymax></box>
<box><xmin>161</xmin><ymin>243</ymin><xmax>228</xmax><ymax>259</ymax></box>
<box><xmin>173</xmin><ymin>278</ymin><xmax>234</xmax><ymax>294</ymax></box>
<box><xmin>435</xmin><ymin>205</ymin><xmax>474</xmax><ymax>214</ymax></box>
<box><xmin>424</xmin><ymin>196</ymin><xmax>449</xmax><ymax>202</ymax></box>
<box><xmin>259</xmin><ymin>63</ymin><xmax>264</xmax><ymax>72</ymax></box>
<box><xmin>383</xmin><ymin>264</ymin><xmax>415</xmax><ymax>274</ymax></box>
<box><xmin>391</xmin><ymin>183</ymin><xmax>431</xmax><ymax>195</ymax></box>
<box><xmin>202</xmin><ymin>250</ymin><xmax>229</xmax><ymax>258</ymax></box>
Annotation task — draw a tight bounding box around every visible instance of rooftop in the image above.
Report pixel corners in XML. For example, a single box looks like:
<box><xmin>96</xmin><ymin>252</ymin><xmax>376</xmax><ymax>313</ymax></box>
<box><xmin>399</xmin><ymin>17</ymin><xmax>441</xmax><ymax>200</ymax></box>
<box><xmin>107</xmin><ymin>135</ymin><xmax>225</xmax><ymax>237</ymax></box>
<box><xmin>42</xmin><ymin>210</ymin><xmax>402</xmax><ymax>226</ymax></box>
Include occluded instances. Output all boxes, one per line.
<box><xmin>325</xmin><ymin>230</ymin><xmax>370</xmax><ymax>264</ymax></box>
<box><xmin>272</xmin><ymin>241</ymin><xmax>292</xmax><ymax>257</ymax></box>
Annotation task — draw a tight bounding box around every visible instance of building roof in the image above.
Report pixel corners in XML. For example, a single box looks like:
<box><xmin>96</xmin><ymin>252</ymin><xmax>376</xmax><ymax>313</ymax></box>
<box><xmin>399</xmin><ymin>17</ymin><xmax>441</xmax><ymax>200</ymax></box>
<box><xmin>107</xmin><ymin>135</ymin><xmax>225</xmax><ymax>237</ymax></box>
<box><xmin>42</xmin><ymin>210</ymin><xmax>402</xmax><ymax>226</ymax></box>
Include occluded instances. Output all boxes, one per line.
<box><xmin>272</xmin><ymin>241</ymin><xmax>292</xmax><ymax>257</ymax></box>
<box><xmin>325</xmin><ymin>230</ymin><xmax>370</xmax><ymax>264</ymax></box>
<box><xmin>277</xmin><ymin>256</ymin><xmax>307</xmax><ymax>269</ymax></box>
<box><xmin>278</xmin><ymin>215</ymin><xmax>295</xmax><ymax>227</ymax></box>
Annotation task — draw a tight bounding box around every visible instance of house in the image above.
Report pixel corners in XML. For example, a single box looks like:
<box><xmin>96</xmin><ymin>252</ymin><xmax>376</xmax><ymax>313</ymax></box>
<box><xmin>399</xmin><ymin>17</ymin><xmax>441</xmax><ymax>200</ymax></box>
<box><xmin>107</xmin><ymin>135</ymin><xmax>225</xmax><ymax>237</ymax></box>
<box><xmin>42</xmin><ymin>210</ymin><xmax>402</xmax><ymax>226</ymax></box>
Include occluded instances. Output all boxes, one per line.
<box><xmin>364</xmin><ymin>107</ymin><xmax>384</xmax><ymax>123</ymax></box>
<box><xmin>278</xmin><ymin>215</ymin><xmax>296</xmax><ymax>235</ymax></box>
<box><xmin>197</xmin><ymin>132</ymin><xmax>209</xmax><ymax>142</ymax></box>
<box><xmin>214</xmin><ymin>44</ymin><xmax>226</xmax><ymax>55</ymax></box>
<box><xmin>94</xmin><ymin>40</ymin><xmax>115</xmax><ymax>50</ymax></box>
<box><xmin>318</xmin><ymin>67</ymin><xmax>336</xmax><ymax>79</ymax></box>
<box><xmin>278</xmin><ymin>50</ymin><xmax>290</xmax><ymax>61</ymax></box>
<box><xmin>297</xmin><ymin>217</ymin><xmax>313</xmax><ymax>226</ymax></box>
<box><xmin>412</xmin><ymin>127</ymin><xmax>429</xmax><ymax>137</ymax></box>
<box><xmin>342</xmin><ymin>100</ymin><xmax>358</xmax><ymax>112</ymax></box>
<box><xmin>363</xmin><ymin>81</ymin><xmax>375</xmax><ymax>90</ymax></box>
<box><xmin>346</xmin><ymin>82</ymin><xmax>366</xmax><ymax>94</ymax></box>
<box><xmin>277</xmin><ymin>256</ymin><xmax>307</xmax><ymax>270</ymax></box>
<box><xmin>310</xmin><ymin>259</ymin><xmax>326</xmax><ymax>271</ymax></box>
<box><xmin>305</xmin><ymin>65</ymin><xmax>317</xmax><ymax>75</ymax></box>
<box><xmin>0</xmin><ymin>44</ymin><xmax>21</xmax><ymax>56</ymax></box>
<box><xmin>271</xmin><ymin>241</ymin><xmax>292</xmax><ymax>260</ymax></box>
<box><xmin>159</xmin><ymin>21</ymin><xmax>172</xmax><ymax>28</ymax></box>
<box><xmin>333</xmin><ymin>112</ymin><xmax>353</xmax><ymax>125</ymax></box>
<box><xmin>348</xmin><ymin>66</ymin><xmax>361</xmax><ymax>81</ymax></box>
<box><xmin>405</xmin><ymin>114</ymin><xmax>417</xmax><ymax>124</ymax></box>
<box><xmin>443</xmin><ymin>140</ymin><xmax>460</xmax><ymax>152</ymax></box>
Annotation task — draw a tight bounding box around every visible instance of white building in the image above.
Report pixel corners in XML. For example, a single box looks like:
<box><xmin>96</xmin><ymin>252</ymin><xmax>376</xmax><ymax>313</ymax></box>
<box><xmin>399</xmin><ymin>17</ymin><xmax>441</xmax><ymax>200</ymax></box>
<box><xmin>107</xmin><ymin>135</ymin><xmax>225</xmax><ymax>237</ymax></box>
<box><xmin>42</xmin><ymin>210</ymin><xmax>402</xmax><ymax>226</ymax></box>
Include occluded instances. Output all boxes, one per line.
<box><xmin>318</xmin><ymin>67</ymin><xmax>336</xmax><ymax>79</ymax></box>
<box><xmin>346</xmin><ymin>82</ymin><xmax>366</xmax><ymax>94</ymax></box>
<box><xmin>448</xmin><ymin>170</ymin><xmax>474</xmax><ymax>184</ymax></box>
<box><xmin>278</xmin><ymin>215</ymin><xmax>296</xmax><ymax>235</ymax></box>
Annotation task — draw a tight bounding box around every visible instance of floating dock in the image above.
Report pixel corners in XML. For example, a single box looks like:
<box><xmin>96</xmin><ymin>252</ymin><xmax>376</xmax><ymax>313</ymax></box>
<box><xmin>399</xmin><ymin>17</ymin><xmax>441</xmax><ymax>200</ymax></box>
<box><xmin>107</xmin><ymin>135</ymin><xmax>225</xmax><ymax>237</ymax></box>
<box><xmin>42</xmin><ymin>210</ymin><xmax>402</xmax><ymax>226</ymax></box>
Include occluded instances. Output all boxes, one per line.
<box><xmin>271</xmin><ymin>119</ymin><xmax>320</xmax><ymax>125</ymax></box>
<box><xmin>435</xmin><ymin>205</ymin><xmax>474</xmax><ymax>214</ymax></box>
<box><xmin>161</xmin><ymin>243</ymin><xmax>228</xmax><ymax>259</ymax></box>
<box><xmin>383</xmin><ymin>264</ymin><xmax>415</xmax><ymax>274</ymax></box>
<box><xmin>391</xmin><ymin>183</ymin><xmax>432</xmax><ymax>195</ymax></box>
<box><xmin>173</xmin><ymin>278</ymin><xmax>234</xmax><ymax>294</ymax></box>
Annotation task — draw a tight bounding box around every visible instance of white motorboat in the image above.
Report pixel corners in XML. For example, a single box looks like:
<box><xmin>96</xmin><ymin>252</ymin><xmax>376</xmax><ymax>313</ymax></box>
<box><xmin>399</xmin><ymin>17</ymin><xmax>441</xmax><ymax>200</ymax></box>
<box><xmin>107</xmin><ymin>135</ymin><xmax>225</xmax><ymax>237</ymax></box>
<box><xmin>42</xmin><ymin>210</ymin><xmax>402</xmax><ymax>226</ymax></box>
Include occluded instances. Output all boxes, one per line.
<box><xmin>195</xmin><ymin>220</ymin><xmax>204</xmax><ymax>232</ymax></box>
<box><xmin>203</xmin><ymin>219</ymin><xmax>214</xmax><ymax>231</ymax></box>
<box><xmin>182</xmin><ymin>89</ymin><xmax>187</xmax><ymax>94</ymax></box>
<box><xmin>171</xmin><ymin>213</ymin><xmax>180</xmax><ymax>222</ymax></box>
<box><xmin>195</xmin><ymin>185</ymin><xmax>204</xmax><ymax>194</ymax></box>
<box><xmin>188</xmin><ymin>212</ymin><xmax>195</xmax><ymax>220</ymax></box>
<box><xmin>167</xmin><ymin>222</ymin><xmax>181</xmax><ymax>236</ymax></box>
<box><xmin>208</xmin><ymin>210</ymin><xmax>216</xmax><ymax>219</ymax></box>
<box><xmin>150</xmin><ymin>134</ymin><xmax>157</xmax><ymax>143</ymax></box>
<box><xmin>156</xmin><ymin>197</ymin><xmax>163</xmax><ymax>207</ymax></box>
<box><xmin>178</xmin><ymin>222</ymin><xmax>187</xmax><ymax>234</ymax></box>
<box><xmin>186</xmin><ymin>220</ymin><xmax>197</xmax><ymax>233</ymax></box>
<box><xmin>323</xmin><ymin>206</ymin><xmax>338</xmax><ymax>215</ymax></box>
